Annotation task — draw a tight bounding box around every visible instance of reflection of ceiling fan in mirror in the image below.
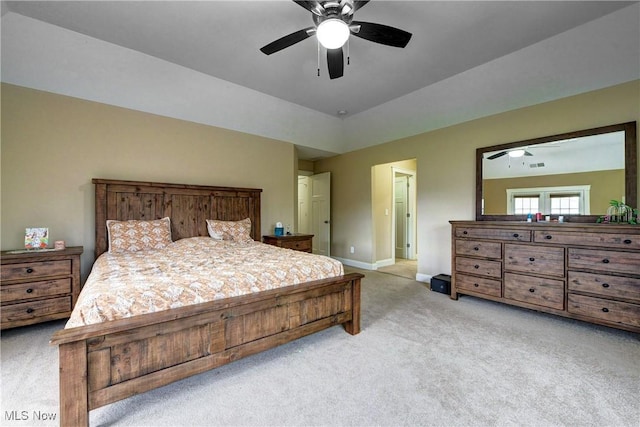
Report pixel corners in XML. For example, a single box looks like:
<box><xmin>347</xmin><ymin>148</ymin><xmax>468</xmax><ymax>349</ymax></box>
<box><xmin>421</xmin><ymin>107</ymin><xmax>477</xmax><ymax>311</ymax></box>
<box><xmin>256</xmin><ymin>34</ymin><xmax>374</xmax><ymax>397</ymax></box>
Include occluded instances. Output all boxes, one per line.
<box><xmin>486</xmin><ymin>149</ymin><xmax>533</xmax><ymax>160</ymax></box>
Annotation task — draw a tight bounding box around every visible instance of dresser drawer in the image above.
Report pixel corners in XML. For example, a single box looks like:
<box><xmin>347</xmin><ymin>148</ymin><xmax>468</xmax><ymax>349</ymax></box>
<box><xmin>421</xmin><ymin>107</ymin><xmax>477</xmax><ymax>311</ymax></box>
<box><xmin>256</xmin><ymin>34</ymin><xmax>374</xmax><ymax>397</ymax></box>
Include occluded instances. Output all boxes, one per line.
<box><xmin>505</xmin><ymin>244</ymin><xmax>565</xmax><ymax>277</ymax></box>
<box><xmin>1</xmin><ymin>260</ymin><xmax>71</xmax><ymax>281</ymax></box>
<box><xmin>1</xmin><ymin>278</ymin><xmax>72</xmax><ymax>303</ymax></box>
<box><xmin>456</xmin><ymin>273</ymin><xmax>501</xmax><ymax>297</ymax></box>
<box><xmin>504</xmin><ymin>273</ymin><xmax>564</xmax><ymax>310</ymax></box>
<box><xmin>455</xmin><ymin>240</ymin><xmax>501</xmax><ymax>259</ymax></box>
<box><xmin>568</xmin><ymin>271</ymin><xmax>640</xmax><ymax>303</ymax></box>
<box><xmin>456</xmin><ymin>227</ymin><xmax>530</xmax><ymax>242</ymax></box>
<box><xmin>455</xmin><ymin>257</ymin><xmax>502</xmax><ymax>279</ymax></box>
<box><xmin>568</xmin><ymin>248</ymin><xmax>640</xmax><ymax>275</ymax></box>
<box><xmin>1</xmin><ymin>296</ymin><xmax>72</xmax><ymax>323</ymax></box>
<box><xmin>568</xmin><ymin>294</ymin><xmax>640</xmax><ymax>328</ymax></box>
<box><xmin>281</xmin><ymin>239</ymin><xmax>312</xmax><ymax>252</ymax></box>
<box><xmin>535</xmin><ymin>230</ymin><xmax>640</xmax><ymax>250</ymax></box>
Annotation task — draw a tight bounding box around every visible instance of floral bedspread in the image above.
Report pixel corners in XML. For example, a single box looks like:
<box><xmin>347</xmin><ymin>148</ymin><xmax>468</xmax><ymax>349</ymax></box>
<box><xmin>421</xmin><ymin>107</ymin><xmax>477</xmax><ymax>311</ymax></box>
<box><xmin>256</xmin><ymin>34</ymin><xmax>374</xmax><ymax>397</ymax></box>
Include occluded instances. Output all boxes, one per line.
<box><xmin>66</xmin><ymin>237</ymin><xmax>344</xmax><ymax>328</ymax></box>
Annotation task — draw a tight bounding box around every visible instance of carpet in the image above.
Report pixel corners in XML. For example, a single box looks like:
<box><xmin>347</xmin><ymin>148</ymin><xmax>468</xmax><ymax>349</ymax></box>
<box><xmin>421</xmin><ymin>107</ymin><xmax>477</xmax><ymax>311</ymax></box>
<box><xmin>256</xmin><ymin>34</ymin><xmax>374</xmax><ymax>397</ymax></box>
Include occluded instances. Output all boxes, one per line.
<box><xmin>1</xmin><ymin>267</ymin><xmax>638</xmax><ymax>426</ymax></box>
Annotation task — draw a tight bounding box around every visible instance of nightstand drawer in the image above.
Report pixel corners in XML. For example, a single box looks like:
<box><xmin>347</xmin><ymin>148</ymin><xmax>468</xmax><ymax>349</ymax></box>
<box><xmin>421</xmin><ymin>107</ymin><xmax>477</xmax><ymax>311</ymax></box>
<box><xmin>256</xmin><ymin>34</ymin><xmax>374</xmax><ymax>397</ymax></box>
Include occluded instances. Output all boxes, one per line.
<box><xmin>1</xmin><ymin>296</ymin><xmax>72</xmax><ymax>323</ymax></box>
<box><xmin>281</xmin><ymin>239</ymin><xmax>312</xmax><ymax>252</ymax></box>
<box><xmin>1</xmin><ymin>278</ymin><xmax>72</xmax><ymax>303</ymax></box>
<box><xmin>568</xmin><ymin>294</ymin><xmax>640</xmax><ymax>328</ymax></box>
<box><xmin>504</xmin><ymin>273</ymin><xmax>564</xmax><ymax>310</ymax></box>
<box><xmin>1</xmin><ymin>260</ymin><xmax>71</xmax><ymax>281</ymax></box>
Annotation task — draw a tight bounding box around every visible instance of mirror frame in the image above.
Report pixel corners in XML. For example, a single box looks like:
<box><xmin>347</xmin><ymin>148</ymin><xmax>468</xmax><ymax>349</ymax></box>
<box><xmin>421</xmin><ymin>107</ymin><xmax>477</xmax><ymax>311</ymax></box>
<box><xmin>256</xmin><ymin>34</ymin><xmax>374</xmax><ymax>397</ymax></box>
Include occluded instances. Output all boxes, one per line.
<box><xmin>476</xmin><ymin>121</ymin><xmax>637</xmax><ymax>222</ymax></box>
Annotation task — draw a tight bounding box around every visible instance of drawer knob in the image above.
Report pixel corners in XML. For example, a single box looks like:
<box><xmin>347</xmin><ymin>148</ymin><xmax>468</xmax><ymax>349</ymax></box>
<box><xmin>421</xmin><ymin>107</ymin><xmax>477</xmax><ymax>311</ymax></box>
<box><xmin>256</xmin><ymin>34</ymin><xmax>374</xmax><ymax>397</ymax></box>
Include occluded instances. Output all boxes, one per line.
<box><xmin>602</xmin><ymin>307</ymin><xmax>609</xmax><ymax>313</ymax></box>
<box><xmin>623</xmin><ymin>239</ymin><xmax>632</xmax><ymax>244</ymax></box>
<box><xmin>25</xmin><ymin>268</ymin><xmax>34</xmax><ymax>274</ymax></box>
<box><xmin>529</xmin><ymin>288</ymin><xmax>535</xmax><ymax>293</ymax></box>
<box><xmin>463</xmin><ymin>231</ymin><xmax>468</xmax><ymax>235</ymax></box>
<box><xmin>26</xmin><ymin>288</ymin><xmax>33</xmax><ymax>294</ymax></box>
<box><xmin>545</xmin><ymin>235</ymin><xmax>552</xmax><ymax>240</ymax></box>
<box><xmin>602</xmin><ymin>259</ymin><xmax>610</xmax><ymax>264</ymax></box>
<box><xmin>474</xmin><ymin>283</ymin><xmax>479</xmax><ymax>287</ymax></box>
<box><xmin>474</xmin><ymin>265</ymin><xmax>480</xmax><ymax>269</ymax></box>
<box><xmin>513</xmin><ymin>233</ymin><xmax>519</xmax><ymax>238</ymax></box>
<box><xmin>473</xmin><ymin>246</ymin><xmax>479</xmax><ymax>251</ymax></box>
<box><xmin>26</xmin><ymin>308</ymin><xmax>34</xmax><ymax>314</ymax></box>
<box><xmin>529</xmin><ymin>257</ymin><xmax>535</xmax><ymax>262</ymax></box>
<box><xmin>602</xmin><ymin>283</ymin><xmax>610</xmax><ymax>288</ymax></box>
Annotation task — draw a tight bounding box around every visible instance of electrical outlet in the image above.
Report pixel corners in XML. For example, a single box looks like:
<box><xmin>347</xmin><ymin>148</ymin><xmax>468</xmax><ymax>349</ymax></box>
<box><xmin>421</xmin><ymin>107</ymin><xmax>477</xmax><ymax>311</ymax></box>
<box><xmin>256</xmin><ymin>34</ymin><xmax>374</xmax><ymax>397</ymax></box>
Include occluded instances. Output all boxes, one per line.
<box><xmin>350</xmin><ymin>246</ymin><xmax>355</xmax><ymax>254</ymax></box>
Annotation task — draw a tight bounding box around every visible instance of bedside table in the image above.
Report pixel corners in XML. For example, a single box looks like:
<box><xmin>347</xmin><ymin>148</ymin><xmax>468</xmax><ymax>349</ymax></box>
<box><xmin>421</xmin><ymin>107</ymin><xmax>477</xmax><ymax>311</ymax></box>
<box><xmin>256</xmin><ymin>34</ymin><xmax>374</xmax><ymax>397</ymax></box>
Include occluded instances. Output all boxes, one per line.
<box><xmin>263</xmin><ymin>234</ymin><xmax>314</xmax><ymax>253</ymax></box>
<box><xmin>1</xmin><ymin>246</ymin><xmax>83</xmax><ymax>329</ymax></box>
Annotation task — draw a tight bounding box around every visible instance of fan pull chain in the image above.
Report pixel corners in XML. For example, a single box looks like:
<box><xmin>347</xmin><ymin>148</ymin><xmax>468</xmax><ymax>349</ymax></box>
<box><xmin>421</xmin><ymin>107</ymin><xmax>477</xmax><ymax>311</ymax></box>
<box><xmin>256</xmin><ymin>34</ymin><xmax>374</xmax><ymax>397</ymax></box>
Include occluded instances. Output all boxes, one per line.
<box><xmin>347</xmin><ymin>38</ymin><xmax>350</xmax><ymax>65</ymax></box>
<box><xmin>317</xmin><ymin>41</ymin><xmax>320</xmax><ymax>77</ymax></box>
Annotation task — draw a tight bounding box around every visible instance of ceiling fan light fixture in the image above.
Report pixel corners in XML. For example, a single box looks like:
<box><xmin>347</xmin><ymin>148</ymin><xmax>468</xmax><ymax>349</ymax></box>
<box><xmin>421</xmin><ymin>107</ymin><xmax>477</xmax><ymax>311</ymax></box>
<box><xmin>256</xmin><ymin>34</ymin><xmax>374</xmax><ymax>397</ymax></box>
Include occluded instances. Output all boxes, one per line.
<box><xmin>316</xmin><ymin>18</ymin><xmax>350</xmax><ymax>49</ymax></box>
<box><xmin>508</xmin><ymin>149</ymin><xmax>526</xmax><ymax>158</ymax></box>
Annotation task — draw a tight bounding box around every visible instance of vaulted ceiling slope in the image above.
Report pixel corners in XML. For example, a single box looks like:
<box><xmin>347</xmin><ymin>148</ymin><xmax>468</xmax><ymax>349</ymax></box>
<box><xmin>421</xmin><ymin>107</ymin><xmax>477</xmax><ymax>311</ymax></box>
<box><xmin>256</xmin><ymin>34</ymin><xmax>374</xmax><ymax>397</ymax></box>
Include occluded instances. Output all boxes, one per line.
<box><xmin>2</xmin><ymin>1</ymin><xmax>639</xmax><ymax>160</ymax></box>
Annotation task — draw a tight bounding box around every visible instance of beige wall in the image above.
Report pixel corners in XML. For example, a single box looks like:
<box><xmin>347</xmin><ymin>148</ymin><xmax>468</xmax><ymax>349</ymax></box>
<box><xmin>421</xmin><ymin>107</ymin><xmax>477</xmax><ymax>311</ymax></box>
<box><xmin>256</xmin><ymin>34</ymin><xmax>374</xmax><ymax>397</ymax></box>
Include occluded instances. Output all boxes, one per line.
<box><xmin>1</xmin><ymin>84</ymin><xmax>296</xmax><ymax>279</ymax></box>
<box><xmin>315</xmin><ymin>80</ymin><xmax>639</xmax><ymax>277</ymax></box>
<box><xmin>483</xmin><ymin>169</ymin><xmax>625</xmax><ymax>215</ymax></box>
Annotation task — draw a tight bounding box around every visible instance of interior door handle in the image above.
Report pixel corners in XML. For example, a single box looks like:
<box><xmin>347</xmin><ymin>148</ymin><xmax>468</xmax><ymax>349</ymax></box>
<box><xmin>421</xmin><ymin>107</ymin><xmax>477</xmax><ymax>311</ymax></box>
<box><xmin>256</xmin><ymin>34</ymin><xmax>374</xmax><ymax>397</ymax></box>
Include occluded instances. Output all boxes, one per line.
<box><xmin>324</xmin><ymin>220</ymin><xmax>330</xmax><ymax>224</ymax></box>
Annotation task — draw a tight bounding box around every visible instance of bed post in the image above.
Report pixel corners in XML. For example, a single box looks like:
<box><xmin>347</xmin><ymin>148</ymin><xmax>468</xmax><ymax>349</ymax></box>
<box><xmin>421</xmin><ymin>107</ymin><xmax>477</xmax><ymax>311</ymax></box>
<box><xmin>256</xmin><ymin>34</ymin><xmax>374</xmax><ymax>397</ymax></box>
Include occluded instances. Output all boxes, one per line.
<box><xmin>59</xmin><ymin>340</ymin><xmax>89</xmax><ymax>427</ymax></box>
<box><xmin>344</xmin><ymin>275</ymin><xmax>362</xmax><ymax>335</ymax></box>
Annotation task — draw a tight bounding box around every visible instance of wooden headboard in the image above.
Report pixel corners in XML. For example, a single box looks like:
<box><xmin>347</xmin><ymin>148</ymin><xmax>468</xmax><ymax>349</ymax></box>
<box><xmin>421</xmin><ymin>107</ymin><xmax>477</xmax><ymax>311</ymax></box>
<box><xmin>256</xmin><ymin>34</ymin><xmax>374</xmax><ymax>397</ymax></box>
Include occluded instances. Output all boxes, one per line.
<box><xmin>93</xmin><ymin>179</ymin><xmax>262</xmax><ymax>258</ymax></box>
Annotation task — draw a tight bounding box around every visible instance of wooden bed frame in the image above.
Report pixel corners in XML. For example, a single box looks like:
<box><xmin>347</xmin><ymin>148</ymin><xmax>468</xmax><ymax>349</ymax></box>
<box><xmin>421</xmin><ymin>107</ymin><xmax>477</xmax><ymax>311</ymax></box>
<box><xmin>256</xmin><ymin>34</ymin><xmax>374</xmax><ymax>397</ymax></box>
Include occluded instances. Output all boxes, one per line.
<box><xmin>50</xmin><ymin>179</ymin><xmax>363</xmax><ymax>426</ymax></box>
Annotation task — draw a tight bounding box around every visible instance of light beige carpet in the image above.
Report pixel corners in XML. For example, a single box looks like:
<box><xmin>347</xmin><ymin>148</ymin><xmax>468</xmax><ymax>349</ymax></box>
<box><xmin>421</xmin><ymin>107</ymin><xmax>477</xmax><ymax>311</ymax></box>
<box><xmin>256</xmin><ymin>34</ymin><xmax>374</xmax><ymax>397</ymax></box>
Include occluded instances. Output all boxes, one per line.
<box><xmin>376</xmin><ymin>258</ymin><xmax>417</xmax><ymax>280</ymax></box>
<box><xmin>1</xmin><ymin>268</ymin><xmax>638</xmax><ymax>426</ymax></box>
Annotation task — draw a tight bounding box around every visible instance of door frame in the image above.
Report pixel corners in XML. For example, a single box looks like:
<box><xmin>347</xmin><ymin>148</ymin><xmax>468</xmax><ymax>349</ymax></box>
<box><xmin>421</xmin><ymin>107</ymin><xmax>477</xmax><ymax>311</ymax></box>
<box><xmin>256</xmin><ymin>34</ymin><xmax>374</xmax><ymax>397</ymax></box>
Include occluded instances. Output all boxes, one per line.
<box><xmin>391</xmin><ymin>167</ymin><xmax>417</xmax><ymax>262</ymax></box>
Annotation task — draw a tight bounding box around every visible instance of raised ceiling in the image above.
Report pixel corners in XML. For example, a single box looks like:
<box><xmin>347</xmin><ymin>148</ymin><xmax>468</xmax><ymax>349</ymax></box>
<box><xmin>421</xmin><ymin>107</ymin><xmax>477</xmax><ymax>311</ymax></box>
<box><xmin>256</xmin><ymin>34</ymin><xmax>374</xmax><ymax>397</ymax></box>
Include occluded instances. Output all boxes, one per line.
<box><xmin>2</xmin><ymin>1</ymin><xmax>639</xmax><ymax>159</ymax></box>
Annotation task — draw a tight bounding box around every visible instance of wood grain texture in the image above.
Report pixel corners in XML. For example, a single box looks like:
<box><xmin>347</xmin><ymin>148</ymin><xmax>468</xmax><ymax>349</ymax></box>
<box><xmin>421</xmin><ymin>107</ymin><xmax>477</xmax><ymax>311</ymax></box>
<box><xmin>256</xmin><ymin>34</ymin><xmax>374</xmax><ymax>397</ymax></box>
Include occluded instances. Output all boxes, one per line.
<box><xmin>52</xmin><ymin>179</ymin><xmax>362</xmax><ymax>427</ymax></box>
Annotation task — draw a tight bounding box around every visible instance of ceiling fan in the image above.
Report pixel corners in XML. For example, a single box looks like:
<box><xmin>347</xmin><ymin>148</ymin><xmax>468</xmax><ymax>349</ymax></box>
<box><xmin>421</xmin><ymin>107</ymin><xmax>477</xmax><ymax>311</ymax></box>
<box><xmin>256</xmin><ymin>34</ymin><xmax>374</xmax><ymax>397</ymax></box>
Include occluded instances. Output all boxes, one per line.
<box><xmin>260</xmin><ymin>0</ymin><xmax>412</xmax><ymax>79</ymax></box>
<box><xmin>486</xmin><ymin>149</ymin><xmax>533</xmax><ymax>160</ymax></box>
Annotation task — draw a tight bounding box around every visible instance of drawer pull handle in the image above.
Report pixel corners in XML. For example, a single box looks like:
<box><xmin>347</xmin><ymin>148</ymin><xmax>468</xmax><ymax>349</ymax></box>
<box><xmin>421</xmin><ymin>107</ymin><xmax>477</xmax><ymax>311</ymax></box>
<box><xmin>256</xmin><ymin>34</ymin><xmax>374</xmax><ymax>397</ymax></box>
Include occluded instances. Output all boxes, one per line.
<box><xmin>602</xmin><ymin>307</ymin><xmax>609</xmax><ymax>313</ymax></box>
<box><xmin>26</xmin><ymin>308</ymin><xmax>34</xmax><ymax>314</ymax></box>
<box><xmin>602</xmin><ymin>259</ymin><xmax>610</xmax><ymax>264</ymax></box>
<box><xmin>602</xmin><ymin>283</ymin><xmax>610</xmax><ymax>288</ymax></box>
<box><xmin>529</xmin><ymin>257</ymin><xmax>535</xmax><ymax>262</ymax></box>
<box><xmin>529</xmin><ymin>288</ymin><xmax>535</xmax><ymax>293</ymax></box>
<box><xmin>25</xmin><ymin>268</ymin><xmax>34</xmax><ymax>274</ymax></box>
<box><xmin>545</xmin><ymin>235</ymin><xmax>552</xmax><ymax>240</ymax></box>
<box><xmin>474</xmin><ymin>283</ymin><xmax>479</xmax><ymax>287</ymax></box>
<box><xmin>473</xmin><ymin>265</ymin><xmax>480</xmax><ymax>269</ymax></box>
<box><xmin>463</xmin><ymin>231</ymin><xmax>468</xmax><ymax>235</ymax></box>
<box><xmin>513</xmin><ymin>233</ymin><xmax>519</xmax><ymax>238</ymax></box>
<box><xmin>473</xmin><ymin>247</ymin><xmax>479</xmax><ymax>251</ymax></box>
<box><xmin>623</xmin><ymin>239</ymin><xmax>632</xmax><ymax>244</ymax></box>
<box><xmin>26</xmin><ymin>288</ymin><xmax>33</xmax><ymax>294</ymax></box>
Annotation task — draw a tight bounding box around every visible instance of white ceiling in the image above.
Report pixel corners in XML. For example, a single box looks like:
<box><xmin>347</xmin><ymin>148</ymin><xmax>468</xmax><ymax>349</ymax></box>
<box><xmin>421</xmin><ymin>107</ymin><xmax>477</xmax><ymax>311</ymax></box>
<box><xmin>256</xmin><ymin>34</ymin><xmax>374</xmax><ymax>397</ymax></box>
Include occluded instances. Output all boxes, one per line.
<box><xmin>2</xmin><ymin>1</ymin><xmax>639</xmax><ymax>159</ymax></box>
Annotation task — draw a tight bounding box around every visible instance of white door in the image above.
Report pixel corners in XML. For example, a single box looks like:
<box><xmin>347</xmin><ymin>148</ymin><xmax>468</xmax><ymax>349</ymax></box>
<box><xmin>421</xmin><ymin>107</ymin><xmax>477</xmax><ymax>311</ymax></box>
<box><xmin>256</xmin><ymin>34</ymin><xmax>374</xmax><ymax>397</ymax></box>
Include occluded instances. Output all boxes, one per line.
<box><xmin>297</xmin><ymin>176</ymin><xmax>310</xmax><ymax>234</ymax></box>
<box><xmin>395</xmin><ymin>176</ymin><xmax>408</xmax><ymax>259</ymax></box>
<box><xmin>310</xmin><ymin>172</ymin><xmax>331</xmax><ymax>256</ymax></box>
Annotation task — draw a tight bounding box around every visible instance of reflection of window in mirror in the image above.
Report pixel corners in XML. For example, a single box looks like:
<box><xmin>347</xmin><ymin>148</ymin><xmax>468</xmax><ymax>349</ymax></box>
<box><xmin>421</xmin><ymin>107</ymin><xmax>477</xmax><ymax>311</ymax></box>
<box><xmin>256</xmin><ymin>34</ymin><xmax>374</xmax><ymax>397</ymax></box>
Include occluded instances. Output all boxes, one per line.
<box><xmin>507</xmin><ymin>185</ymin><xmax>590</xmax><ymax>215</ymax></box>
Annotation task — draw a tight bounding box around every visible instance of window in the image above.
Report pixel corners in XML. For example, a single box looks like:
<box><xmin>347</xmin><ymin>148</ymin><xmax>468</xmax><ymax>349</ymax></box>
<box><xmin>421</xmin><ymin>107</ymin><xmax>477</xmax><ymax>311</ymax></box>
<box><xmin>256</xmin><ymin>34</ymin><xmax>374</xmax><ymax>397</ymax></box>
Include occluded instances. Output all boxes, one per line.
<box><xmin>506</xmin><ymin>185</ymin><xmax>590</xmax><ymax>215</ymax></box>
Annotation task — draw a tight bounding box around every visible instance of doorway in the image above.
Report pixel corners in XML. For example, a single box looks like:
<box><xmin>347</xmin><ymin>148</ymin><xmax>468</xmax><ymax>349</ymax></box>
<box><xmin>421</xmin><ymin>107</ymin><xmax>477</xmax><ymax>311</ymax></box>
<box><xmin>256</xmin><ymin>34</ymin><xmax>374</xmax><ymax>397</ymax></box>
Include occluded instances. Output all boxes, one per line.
<box><xmin>297</xmin><ymin>172</ymin><xmax>331</xmax><ymax>256</ymax></box>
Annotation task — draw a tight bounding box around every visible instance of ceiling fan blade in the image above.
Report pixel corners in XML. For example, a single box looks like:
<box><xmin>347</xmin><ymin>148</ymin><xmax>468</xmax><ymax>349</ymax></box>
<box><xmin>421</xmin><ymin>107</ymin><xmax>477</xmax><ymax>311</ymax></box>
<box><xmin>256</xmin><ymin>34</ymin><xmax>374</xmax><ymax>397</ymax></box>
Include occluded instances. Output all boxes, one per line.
<box><xmin>260</xmin><ymin>27</ymin><xmax>314</xmax><ymax>55</ymax></box>
<box><xmin>487</xmin><ymin>151</ymin><xmax>507</xmax><ymax>160</ymax></box>
<box><xmin>525</xmin><ymin>151</ymin><xmax>533</xmax><ymax>156</ymax></box>
<box><xmin>327</xmin><ymin>48</ymin><xmax>344</xmax><ymax>79</ymax></box>
<box><xmin>351</xmin><ymin>21</ymin><xmax>412</xmax><ymax>48</ymax></box>
<box><xmin>292</xmin><ymin>1</ymin><xmax>324</xmax><ymax>15</ymax></box>
<box><xmin>353</xmin><ymin>1</ymin><xmax>370</xmax><ymax>11</ymax></box>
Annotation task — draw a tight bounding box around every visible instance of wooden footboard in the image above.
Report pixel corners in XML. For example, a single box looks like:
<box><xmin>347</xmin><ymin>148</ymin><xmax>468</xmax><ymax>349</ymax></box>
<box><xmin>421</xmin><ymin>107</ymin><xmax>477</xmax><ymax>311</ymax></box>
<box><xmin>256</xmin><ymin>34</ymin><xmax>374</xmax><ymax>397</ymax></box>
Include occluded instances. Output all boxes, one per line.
<box><xmin>51</xmin><ymin>273</ymin><xmax>362</xmax><ymax>427</ymax></box>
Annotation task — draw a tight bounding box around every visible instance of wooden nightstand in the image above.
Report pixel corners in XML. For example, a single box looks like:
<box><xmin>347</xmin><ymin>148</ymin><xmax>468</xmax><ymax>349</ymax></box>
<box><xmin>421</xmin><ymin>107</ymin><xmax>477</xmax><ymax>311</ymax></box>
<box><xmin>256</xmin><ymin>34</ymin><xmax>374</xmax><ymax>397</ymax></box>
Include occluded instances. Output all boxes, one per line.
<box><xmin>263</xmin><ymin>234</ymin><xmax>314</xmax><ymax>253</ymax></box>
<box><xmin>1</xmin><ymin>246</ymin><xmax>83</xmax><ymax>329</ymax></box>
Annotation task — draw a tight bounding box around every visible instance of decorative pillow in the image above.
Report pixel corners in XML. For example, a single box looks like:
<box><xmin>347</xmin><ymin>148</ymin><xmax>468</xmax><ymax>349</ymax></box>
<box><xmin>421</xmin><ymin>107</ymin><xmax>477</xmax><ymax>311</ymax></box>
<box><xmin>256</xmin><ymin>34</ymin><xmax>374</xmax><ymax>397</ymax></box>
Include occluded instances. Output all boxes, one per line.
<box><xmin>107</xmin><ymin>217</ymin><xmax>172</xmax><ymax>253</ymax></box>
<box><xmin>206</xmin><ymin>218</ymin><xmax>253</xmax><ymax>243</ymax></box>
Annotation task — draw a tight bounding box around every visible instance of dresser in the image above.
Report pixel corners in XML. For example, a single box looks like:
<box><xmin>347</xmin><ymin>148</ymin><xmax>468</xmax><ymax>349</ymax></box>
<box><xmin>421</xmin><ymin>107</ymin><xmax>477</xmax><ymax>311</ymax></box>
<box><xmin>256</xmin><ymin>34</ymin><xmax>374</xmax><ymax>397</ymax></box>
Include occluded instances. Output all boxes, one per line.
<box><xmin>262</xmin><ymin>234</ymin><xmax>314</xmax><ymax>253</ymax></box>
<box><xmin>1</xmin><ymin>246</ymin><xmax>83</xmax><ymax>329</ymax></box>
<box><xmin>450</xmin><ymin>221</ymin><xmax>640</xmax><ymax>332</ymax></box>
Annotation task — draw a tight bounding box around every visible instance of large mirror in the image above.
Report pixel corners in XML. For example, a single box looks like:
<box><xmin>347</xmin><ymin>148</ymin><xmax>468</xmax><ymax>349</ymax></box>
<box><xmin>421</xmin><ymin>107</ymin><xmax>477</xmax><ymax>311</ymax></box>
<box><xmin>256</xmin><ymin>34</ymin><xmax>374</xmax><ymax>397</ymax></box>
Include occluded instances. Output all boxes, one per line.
<box><xmin>476</xmin><ymin>122</ymin><xmax>637</xmax><ymax>222</ymax></box>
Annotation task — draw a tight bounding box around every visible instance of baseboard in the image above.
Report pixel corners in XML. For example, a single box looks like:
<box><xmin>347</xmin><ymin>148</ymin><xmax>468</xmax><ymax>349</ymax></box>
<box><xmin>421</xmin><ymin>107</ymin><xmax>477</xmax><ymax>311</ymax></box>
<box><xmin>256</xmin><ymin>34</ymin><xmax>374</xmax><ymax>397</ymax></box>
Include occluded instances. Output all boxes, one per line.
<box><xmin>416</xmin><ymin>273</ymin><xmax>431</xmax><ymax>283</ymax></box>
<box><xmin>333</xmin><ymin>257</ymin><xmax>376</xmax><ymax>270</ymax></box>
<box><xmin>375</xmin><ymin>258</ymin><xmax>394</xmax><ymax>269</ymax></box>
